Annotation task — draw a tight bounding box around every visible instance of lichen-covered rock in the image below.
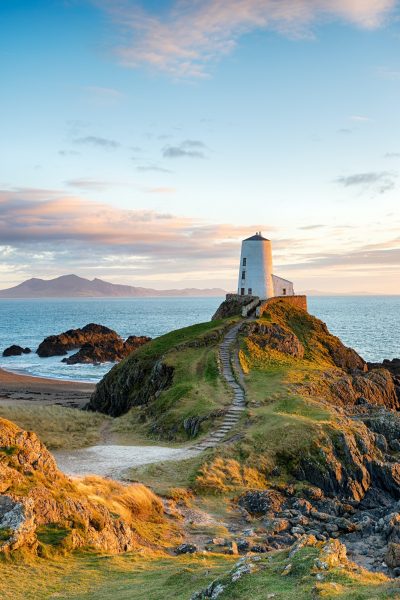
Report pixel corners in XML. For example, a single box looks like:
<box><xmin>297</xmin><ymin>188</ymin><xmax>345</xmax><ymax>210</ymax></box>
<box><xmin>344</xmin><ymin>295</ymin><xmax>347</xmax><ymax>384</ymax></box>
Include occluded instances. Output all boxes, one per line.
<box><xmin>242</xmin><ymin>321</ymin><xmax>304</xmax><ymax>358</ymax></box>
<box><xmin>326</xmin><ymin>369</ymin><xmax>400</xmax><ymax>409</ymax></box>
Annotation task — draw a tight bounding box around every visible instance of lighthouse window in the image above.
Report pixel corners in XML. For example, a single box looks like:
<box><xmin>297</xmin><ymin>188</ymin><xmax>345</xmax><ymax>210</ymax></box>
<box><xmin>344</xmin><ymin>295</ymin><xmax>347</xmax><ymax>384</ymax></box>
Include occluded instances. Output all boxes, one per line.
<box><xmin>242</xmin><ymin>258</ymin><xmax>247</xmax><ymax>266</ymax></box>
<box><xmin>248</xmin><ymin>288</ymin><xmax>252</xmax><ymax>295</ymax></box>
<box><xmin>241</xmin><ymin>271</ymin><xmax>246</xmax><ymax>280</ymax></box>
<box><xmin>240</xmin><ymin>288</ymin><xmax>245</xmax><ymax>296</ymax></box>
<box><xmin>283</xmin><ymin>288</ymin><xmax>287</xmax><ymax>296</ymax></box>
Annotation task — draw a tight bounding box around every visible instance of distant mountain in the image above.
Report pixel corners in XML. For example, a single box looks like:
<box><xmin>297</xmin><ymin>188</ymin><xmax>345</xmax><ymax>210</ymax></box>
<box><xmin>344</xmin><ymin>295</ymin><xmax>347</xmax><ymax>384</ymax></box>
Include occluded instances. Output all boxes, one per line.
<box><xmin>0</xmin><ymin>275</ymin><xmax>226</xmax><ymax>299</ymax></box>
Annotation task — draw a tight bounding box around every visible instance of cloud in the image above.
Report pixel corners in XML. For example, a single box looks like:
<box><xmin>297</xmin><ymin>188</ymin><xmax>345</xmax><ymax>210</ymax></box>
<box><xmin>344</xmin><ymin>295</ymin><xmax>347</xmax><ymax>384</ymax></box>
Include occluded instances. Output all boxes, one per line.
<box><xmin>299</xmin><ymin>224</ymin><xmax>325</xmax><ymax>230</ymax></box>
<box><xmin>350</xmin><ymin>115</ymin><xmax>371</xmax><ymax>122</ymax></box>
<box><xmin>0</xmin><ymin>188</ymin><xmax>263</xmax><ymax>264</ymax></box>
<box><xmin>58</xmin><ymin>150</ymin><xmax>81</xmax><ymax>157</ymax></box>
<box><xmin>284</xmin><ymin>245</ymin><xmax>400</xmax><ymax>271</ymax></box>
<box><xmin>145</xmin><ymin>187</ymin><xmax>176</xmax><ymax>194</ymax></box>
<box><xmin>65</xmin><ymin>179</ymin><xmax>114</xmax><ymax>190</ymax></box>
<box><xmin>84</xmin><ymin>86</ymin><xmax>124</xmax><ymax>104</ymax></box>
<box><xmin>335</xmin><ymin>171</ymin><xmax>396</xmax><ymax>194</ymax></box>
<box><xmin>95</xmin><ymin>0</ymin><xmax>396</xmax><ymax>77</ymax></box>
<box><xmin>162</xmin><ymin>140</ymin><xmax>206</xmax><ymax>159</ymax></box>
<box><xmin>385</xmin><ymin>152</ymin><xmax>400</xmax><ymax>158</ymax></box>
<box><xmin>136</xmin><ymin>165</ymin><xmax>173</xmax><ymax>173</ymax></box>
<box><xmin>375</xmin><ymin>66</ymin><xmax>400</xmax><ymax>80</ymax></box>
<box><xmin>74</xmin><ymin>135</ymin><xmax>120</xmax><ymax>149</ymax></box>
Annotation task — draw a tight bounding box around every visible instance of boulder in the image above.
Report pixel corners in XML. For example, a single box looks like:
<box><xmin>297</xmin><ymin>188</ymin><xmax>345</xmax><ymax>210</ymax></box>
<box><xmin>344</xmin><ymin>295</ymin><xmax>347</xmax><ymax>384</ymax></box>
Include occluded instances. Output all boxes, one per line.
<box><xmin>238</xmin><ymin>490</ymin><xmax>286</xmax><ymax>516</ymax></box>
<box><xmin>2</xmin><ymin>345</ymin><xmax>31</xmax><ymax>357</ymax></box>
<box><xmin>385</xmin><ymin>542</ymin><xmax>400</xmax><ymax>568</ymax></box>
<box><xmin>175</xmin><ymin>543</ymin><xmax>197</xmax><ymax>554</ymax></box>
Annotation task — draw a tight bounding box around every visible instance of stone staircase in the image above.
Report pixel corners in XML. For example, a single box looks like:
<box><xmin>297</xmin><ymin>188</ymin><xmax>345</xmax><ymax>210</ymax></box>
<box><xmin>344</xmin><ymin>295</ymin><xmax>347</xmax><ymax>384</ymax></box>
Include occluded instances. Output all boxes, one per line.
<box><xmin>191</xmin><ymin>322</ymin><xmax>246</xmax><ymax>451</ymax></box>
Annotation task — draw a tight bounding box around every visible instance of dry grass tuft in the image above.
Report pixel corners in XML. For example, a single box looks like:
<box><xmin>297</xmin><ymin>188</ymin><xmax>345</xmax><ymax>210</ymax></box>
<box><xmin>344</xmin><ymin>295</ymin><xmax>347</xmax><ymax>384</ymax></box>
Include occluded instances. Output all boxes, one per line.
<box><xmin>196</xmin><ymin>457</ymin><xmax>267</xmax><ymax>493</ymax></box>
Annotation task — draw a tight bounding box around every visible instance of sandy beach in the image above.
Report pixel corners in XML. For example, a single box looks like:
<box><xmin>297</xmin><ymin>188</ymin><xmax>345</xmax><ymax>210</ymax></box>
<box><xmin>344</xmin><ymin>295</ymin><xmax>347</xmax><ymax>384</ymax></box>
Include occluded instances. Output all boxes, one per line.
<box><xmin>0</xmin><ymin>367</ymin><xmax>95</xmax><ymax>409</ymax></box>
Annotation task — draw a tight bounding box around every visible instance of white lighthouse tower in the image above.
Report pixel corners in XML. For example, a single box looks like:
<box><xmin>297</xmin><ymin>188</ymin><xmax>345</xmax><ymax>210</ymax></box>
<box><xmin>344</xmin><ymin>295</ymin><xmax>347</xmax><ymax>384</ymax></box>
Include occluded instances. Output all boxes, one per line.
<box><xmin>237</xmin><ymin>232</ymin><xmax>294</xmax><ymax>299</ymax></box>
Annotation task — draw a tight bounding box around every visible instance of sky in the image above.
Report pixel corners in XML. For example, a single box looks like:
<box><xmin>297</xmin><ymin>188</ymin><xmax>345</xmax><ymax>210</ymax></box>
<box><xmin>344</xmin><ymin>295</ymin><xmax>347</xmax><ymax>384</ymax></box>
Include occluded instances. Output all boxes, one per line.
<box><xmin>0</xmin><ymin>0</ymin><xmax>399</xmax><ymax>294</ymax></box>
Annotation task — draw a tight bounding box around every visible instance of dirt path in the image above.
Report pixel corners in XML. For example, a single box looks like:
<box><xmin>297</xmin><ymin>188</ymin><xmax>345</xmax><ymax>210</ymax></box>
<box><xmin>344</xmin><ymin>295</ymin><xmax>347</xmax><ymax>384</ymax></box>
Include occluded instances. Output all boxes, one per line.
<box><xmin>191</xmin><ymin>321</ymin><xmax>246</xmax><ymax>451</ymax></box>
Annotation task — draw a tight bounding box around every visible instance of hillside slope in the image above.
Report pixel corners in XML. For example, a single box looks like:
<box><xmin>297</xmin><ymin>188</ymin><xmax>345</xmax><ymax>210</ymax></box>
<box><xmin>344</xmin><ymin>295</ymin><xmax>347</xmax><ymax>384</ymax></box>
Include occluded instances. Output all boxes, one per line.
<box><xmin>0</xmin><ymin>418</ymin><xmax>176</xmax><ymax>555</ymax></box>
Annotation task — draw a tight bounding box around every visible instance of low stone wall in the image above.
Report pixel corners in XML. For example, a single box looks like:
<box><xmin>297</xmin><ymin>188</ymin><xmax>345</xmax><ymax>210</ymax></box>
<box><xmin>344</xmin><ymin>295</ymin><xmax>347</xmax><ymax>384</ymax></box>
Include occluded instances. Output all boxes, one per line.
<box><xmin>256</xmin><ymin>295</ymin><xmax>308</xmax><ymax>317</ymax></box>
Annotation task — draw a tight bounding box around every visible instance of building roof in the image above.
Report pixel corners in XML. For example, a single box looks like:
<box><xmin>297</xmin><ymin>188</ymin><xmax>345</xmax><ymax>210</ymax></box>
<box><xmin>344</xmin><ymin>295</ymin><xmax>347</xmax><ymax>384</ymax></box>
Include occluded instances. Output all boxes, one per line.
<box><xmin>244</xmin><ymin>233</ymin><xmax>270</xmax><ymax>242</ymax></box>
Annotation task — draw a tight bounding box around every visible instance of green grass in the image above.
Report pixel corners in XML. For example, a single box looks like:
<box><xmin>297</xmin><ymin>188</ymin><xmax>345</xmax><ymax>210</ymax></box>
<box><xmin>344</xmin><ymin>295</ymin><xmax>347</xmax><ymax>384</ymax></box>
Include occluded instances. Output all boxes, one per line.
<box><xmin>0</xmin><ymin>405</ymin><xmax>109</xmax><ymax>449</ymax></box>
<box><xmin>0</xmin><ymin>546</ymin><xmax>397</xmax><ymax>600</ymax></box>
<box><xmin>212</xmin><ymin>546</ymin><xmax>399</xmax><ymax>600</ymax></box>
<box><xmin>36</xmin><ymin>524</ymin><xmax>71</xmax><ymax>547</ymax></box>
<box><xmin>0</xmin><ymin>552</ymin><xmax>235</xmax><ymax>600</ymax></box>
<box><xmin>129</xmin><ymin>319</ymin><xmax>233</xmax><ymax>361</ymax></box>
<box><xmin>0</xmin><ymin>528</ymin><xmax>12</xmax><ymax>542</ymax></box>
<box><xmin>126</xmin><ymin>455</ymin><xmax>204</xmax><ymax>495</ymax></box>
<box><xmin>0</xmin><ymin>445</ymin><xmax>18</xmax><ymax>455</ymax></box>
<box><xmin>113</xmin><ymin>335</ymin><xmax>234</xmax><ymax>442</ymax></box>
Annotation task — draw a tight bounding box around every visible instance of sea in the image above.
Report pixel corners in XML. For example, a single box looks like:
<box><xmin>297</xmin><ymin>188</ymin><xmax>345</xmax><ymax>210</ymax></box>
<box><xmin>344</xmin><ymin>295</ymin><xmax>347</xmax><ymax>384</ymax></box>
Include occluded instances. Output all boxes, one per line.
<box><xmin>0</xmin><ymin>296</ymin><xmax>398</xmax><ymax>383</ymax></box>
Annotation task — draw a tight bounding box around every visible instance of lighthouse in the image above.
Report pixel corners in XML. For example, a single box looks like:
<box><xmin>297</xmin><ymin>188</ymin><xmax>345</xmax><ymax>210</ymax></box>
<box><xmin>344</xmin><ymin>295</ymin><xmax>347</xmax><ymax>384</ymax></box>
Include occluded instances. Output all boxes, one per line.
<box><xmin>237</xmin><ymin>232</ymin><xmax>294</xmax><ymax>299</ymax></box>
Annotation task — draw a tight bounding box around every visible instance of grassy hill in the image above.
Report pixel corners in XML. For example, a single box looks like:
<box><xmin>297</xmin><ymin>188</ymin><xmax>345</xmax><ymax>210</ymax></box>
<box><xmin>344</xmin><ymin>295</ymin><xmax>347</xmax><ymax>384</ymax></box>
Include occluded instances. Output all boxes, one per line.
<box><xmin>2</xmin><ymin>300</ymin><xmax>400</xmax><ymax>598</ymax></box>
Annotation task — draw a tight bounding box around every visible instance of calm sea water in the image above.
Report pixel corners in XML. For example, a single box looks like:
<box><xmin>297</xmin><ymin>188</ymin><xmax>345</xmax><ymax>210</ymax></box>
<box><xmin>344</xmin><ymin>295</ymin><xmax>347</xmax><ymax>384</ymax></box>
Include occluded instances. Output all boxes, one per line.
<box><xmin>0</xmin><ymin>296</ymin><xmax>398</xmax><ymax>382</ymax></box>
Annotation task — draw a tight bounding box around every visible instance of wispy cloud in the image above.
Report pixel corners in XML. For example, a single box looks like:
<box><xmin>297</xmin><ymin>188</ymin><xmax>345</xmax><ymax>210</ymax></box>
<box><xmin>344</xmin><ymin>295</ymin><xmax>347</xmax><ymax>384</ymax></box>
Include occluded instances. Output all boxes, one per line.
<box><xmin>84</xmin><ymin>86</ymin><xmax>124</xmax><ymax>104</ymax></box>
<box><xmin>58</xmin><ymin>150</ymin><xmax>81</xmax><ymax>157</ymax></box>
<box><xmin>335</xmin><ymin>171</ymin><xmax>396</xmax><ymax>194</ymax></box>
<box><xmin>136</xmin><ymin>165</ymin><xmax>173</xmax><ymax>173</ymax></box>
<box><xmin>299</xmin><ymin>224</ymin><xmax>325</xmax><ymax>230</ymax></box>
<box><xmin>350</xmin><ymin>115</ymin><xmax>371</xmax><ymax>122</ymax></box>
<box><xmin>162</xmin><ymin>139</ymin><xmax>206</xmax><ymax>158</ymax></box>
<box><xmin>95</xmin><ymin>0</ymin><xmax>396</xmax><ymax>77</ymax></box>
<box><xmin>145</xmin><ymin>187</ymin><xmax>176</xmax><ymax>194</ymax></box>
<box><xmin>65</xmin><ymin>178</ymin><xmax>114</xmax><ymax>190</ymax></box>
<box><xmin>385</xmin><ymin>152</ymin><xmax>400</xmax><ymax>158</ymax></box>
<box><xmin>74</xmin><ymin>135</ymin><xmax>120</xmax><ymax>149</ymax></box>
<box><xmin>375</xmin><ymin>66</ymin><xmax>400</xmax><ymax>80</ymax></box>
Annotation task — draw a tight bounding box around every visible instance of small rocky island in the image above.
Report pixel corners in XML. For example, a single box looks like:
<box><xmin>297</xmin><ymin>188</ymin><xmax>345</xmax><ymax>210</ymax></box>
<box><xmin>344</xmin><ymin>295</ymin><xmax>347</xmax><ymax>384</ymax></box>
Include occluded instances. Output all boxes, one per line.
<box><xmin>3</xmin><ymin>323</ymin><xmax>151</xmax><ymax>365</ymax></box>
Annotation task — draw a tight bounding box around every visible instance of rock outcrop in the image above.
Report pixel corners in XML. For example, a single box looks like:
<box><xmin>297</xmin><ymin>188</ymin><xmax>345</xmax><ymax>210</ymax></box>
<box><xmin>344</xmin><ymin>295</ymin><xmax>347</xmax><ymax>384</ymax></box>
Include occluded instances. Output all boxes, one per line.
<box><xmin>242</xmin><ymin>321</ymin><xmax>305</xmax><ymax>358</ymax></box>
<box><xmin>87</xmin><ymin>358</ymin><xmax>174</xmax><ymax>416</ymax></box>
<box><xmin>2</xmin><ymin>345</ymin><xmax>31</xmax><ymax>357</ymax></box>
<box><xmin>62</xmin><ymin>335</ymin><xmax>151</xmax><ymax>365</ymax></box>
<box><xmin>212</xmin><ymin>295</ymin><xmax>257</xmax><ymax>321</ymax></box>
<box><xmin>0</xmin><ymin>418</ymin><xmax>174</xmax><ymax>554</ymax></box>
<box><xmin>37</xmin><ymin>323</ymin><xmax>120</xmax><ymax>357</ymax></box>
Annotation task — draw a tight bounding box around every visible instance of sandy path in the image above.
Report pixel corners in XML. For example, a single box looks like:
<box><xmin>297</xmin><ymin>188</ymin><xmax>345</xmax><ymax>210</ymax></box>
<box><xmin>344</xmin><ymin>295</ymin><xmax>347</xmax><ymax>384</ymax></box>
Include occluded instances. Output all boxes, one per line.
<box><xmin>54</xmin><ymin>444</ymin><xmax>199</xmax><ymax>479</ymax></box>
